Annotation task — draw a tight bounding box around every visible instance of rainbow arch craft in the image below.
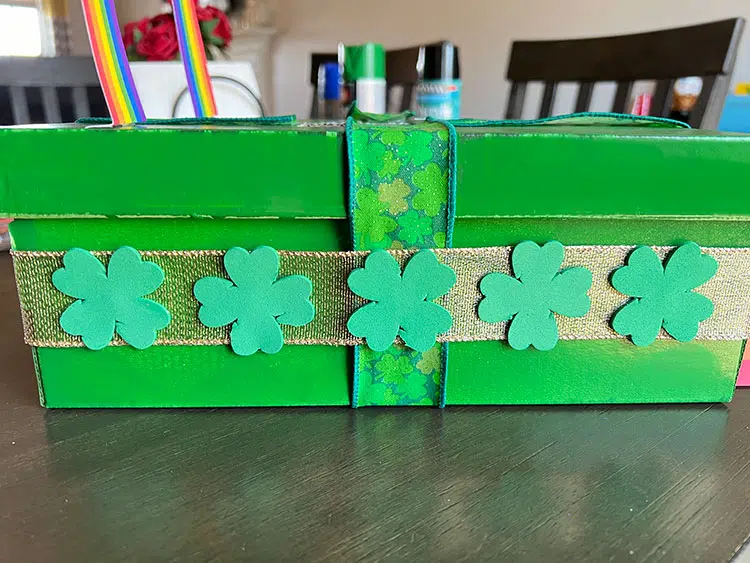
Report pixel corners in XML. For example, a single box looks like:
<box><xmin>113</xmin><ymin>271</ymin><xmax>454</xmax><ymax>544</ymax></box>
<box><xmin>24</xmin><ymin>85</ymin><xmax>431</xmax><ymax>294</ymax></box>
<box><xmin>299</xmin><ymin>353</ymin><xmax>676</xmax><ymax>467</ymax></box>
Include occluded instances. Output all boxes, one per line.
<box><xmin>80</xmin><ymin>0</ymin><xmax>217</xmax><ymax>125</ymax></box>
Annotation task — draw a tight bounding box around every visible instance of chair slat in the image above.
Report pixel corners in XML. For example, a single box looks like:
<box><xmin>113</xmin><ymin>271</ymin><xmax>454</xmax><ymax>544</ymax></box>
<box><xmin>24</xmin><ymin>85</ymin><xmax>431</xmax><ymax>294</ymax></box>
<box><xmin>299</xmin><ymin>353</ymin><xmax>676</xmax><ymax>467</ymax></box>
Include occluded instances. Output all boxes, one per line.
<box><xmin>71</xmin><ymin>86</ymin><xmax>91</xmax><ymax>119</ymax></box>
<box><xmin>652</xmin><ymin>79</ymin><xmax>675</xmax><ymax>118</ymax></box>
<box><xmin>575</xmin><ymin>82</ymin><xmax>594</xmax><ymax>113</ymax></box>
<box><xmin>611</xmin><ymin>81</ymin><xmax>634</xmax><ymax>113</ymax></box>
<box><xmin>505</xmin><ymin>82</ymin><xmax>526</xmax><ymax>120</ymax></box>
<box><xmin>399</xmin><ymin>84</ymin><xmax>414</xmax><ymax>113</ymax></box>
<box><xmin>41</xmin><ymin>87</ymin><xmax>62</xmax><ymax>123</ymax></box>
<box><xmin>539</xmin><ymin>82</ymin><xmax>557</xmax><ymax>118</ymax></box>
<box><xmin>689</xmin><ymin>75</ymin><xmax>716</xmax><ymax>128</ymax></box>
<box><xmin>9</xmin><ymin>86</ymin><xmax>30</xmax><ymax>124</ymax></box>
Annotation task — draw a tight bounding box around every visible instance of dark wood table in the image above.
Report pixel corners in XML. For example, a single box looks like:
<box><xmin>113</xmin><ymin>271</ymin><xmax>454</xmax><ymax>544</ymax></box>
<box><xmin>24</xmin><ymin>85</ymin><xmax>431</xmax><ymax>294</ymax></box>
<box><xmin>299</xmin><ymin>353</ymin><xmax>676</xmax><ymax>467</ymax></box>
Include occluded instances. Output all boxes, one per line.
<box><xmin>1</xmin><ymin>252</ymin><xmax>750</xmax><ymax>562</ymax></box>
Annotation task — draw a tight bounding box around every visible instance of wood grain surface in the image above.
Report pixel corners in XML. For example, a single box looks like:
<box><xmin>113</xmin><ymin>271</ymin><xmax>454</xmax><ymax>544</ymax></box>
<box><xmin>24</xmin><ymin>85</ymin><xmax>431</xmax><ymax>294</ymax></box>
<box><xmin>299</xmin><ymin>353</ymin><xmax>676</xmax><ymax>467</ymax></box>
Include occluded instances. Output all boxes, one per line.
<box><xmin>1</xmin><ymin>253</ymin><xmax>749</xmax><ymax>562</ymax></box>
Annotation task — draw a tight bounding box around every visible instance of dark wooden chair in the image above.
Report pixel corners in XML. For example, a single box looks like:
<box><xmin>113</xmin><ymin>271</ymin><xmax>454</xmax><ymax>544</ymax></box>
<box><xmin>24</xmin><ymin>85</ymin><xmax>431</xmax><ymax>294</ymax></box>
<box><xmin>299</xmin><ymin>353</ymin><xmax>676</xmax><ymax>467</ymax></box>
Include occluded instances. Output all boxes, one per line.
<box><xmin>385</xmin><ymin>45</ymin><xmax>420</xmax><ymax>113</ymax></box>
<box><xmin>0</xmin><ymin>56</ymin><xmax>108</xmax><ymax>125</ymax></box>
<box><xmin>504</xmin><ymin>18</ymin><xmax>745</xmax><ymax>128</ymax></box>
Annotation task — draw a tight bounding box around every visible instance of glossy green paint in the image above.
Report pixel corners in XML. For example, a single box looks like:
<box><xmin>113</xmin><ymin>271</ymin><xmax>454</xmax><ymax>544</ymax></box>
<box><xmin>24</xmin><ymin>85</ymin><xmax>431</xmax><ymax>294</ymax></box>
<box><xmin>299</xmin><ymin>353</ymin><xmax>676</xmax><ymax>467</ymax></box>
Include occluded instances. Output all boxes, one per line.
<box><xmin>2</xmin><ymin>125</ymin><xmax>750</xmax><ymax>218</ymax></box>
<box><xmin>452</xmin><ymin>217</ymin><xmax>750</xmax><ymax>248</ymax></box>
<box><xmin>37</xmin><ymin>345</ymin><xmax>351</xmax><ymax>407</ymax></box>
<box><xmin>0</xmin><ymin>126</ymin><xmax>347</xmax><ymax>219</ymax></box>
<box><xmin>447</xmin><ymin>339</ymin><xmax>738</xmax><ymax>405</ymax></box>
<box><xmin>14</xmin><ymin>215</ymin><xmax>744</xmax><ymax>407</ymax></box>
<box><xmin>10</xmin><ymin>217</ymin><xmax>350</xmax><ymax>252</ymax></box>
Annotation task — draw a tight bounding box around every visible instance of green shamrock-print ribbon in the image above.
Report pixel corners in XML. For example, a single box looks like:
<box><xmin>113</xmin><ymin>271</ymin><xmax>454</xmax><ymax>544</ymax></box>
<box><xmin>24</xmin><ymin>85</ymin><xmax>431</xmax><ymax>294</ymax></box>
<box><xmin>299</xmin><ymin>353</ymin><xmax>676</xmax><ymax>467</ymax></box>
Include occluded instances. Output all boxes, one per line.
<box><xmin>348</xmin><ymin>118</ymin><xmax>455</xmax><ymax>407</ymax></box>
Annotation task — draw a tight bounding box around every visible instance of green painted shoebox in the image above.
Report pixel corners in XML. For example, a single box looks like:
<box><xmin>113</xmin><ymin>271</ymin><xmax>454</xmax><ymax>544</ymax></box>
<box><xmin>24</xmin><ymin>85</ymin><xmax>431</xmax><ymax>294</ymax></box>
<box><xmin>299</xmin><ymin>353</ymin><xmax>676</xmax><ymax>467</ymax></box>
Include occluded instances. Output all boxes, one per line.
<box><xmin>1</xmin><ymin>117</ymin><xmax>749</xmax><ymax>408</ymax></box>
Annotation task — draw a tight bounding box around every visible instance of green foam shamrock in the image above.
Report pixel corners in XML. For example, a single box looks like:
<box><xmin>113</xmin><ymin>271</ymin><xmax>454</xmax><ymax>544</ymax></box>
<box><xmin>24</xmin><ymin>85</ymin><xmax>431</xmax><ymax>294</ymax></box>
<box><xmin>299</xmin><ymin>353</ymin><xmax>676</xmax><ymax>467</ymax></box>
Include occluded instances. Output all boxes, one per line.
<box><xmin>478</xmin><ymin>241</ymin><xmax>592</xmax><ymax>351</ymax></box>
<box><xmin>194</xmin><ymin>246</ymin><xmax>315</xmax><ymax>356</ymax></box>
<box><xmin>52</xmin><ymin>246</ymin><xmax>170</xmax><ymax>350</ymax></box>
<box><xmin>347</xmin><ymin>249</ymin><xmax>456</xmax><ymax>352</ymax></box>
<box><xmin>611</xmin><ymin>242</ymin><xmax>717</xmax><ymax>346</ymax></box>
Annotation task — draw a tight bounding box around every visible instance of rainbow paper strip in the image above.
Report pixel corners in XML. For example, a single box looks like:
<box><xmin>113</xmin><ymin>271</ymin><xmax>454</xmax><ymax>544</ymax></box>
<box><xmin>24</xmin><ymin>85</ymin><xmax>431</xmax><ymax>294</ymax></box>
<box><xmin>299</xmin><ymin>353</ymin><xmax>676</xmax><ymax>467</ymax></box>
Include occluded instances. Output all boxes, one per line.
<box><xmin>81</xmin><ymin>0</ymin><xmax>145</xmax><ymax>125</ymax></box>
<box><xmin>172</xmin><ymin>0</ymin><xmax>218</xmax><ymax>118</ymax></box>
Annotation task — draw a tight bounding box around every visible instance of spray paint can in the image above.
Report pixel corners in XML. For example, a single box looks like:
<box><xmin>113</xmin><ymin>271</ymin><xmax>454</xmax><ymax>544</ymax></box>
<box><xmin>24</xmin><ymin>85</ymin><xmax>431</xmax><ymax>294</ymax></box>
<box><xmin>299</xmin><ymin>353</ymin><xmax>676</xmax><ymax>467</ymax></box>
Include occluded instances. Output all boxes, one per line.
<box><xmin>340</xmin><ymin>42</ymin><xmax>386</xmax><ymax>114</ymax></box>
<box><xmin>416</xmin><ymin>41</ymin><xmax>461</xmax><ymax>119</ymax></box>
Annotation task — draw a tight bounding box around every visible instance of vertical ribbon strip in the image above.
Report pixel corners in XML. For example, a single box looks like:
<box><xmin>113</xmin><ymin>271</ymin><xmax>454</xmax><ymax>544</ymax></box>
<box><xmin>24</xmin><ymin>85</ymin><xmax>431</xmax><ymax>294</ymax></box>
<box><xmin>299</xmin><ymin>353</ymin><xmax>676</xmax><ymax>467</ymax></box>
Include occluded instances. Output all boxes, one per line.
<box><xmin>81</xmin><ymin>0</ymin><xmax>145</xmax><ymax>124</ymax></box>
<box><xmin>347</xmin><ymin>118</ymin><xmax>456</xmax><ymax>407</ymax></box>
<box><xmin>172</xmin><ymin>0</ymin><xmax>218</xmax><ymax>118</ymax></box>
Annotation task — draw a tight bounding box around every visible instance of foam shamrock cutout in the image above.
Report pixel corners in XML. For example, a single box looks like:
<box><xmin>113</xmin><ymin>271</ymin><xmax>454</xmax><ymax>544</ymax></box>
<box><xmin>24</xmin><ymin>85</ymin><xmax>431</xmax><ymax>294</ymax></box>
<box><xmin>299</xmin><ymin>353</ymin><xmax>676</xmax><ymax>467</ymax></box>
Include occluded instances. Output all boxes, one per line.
<box><xmin>611</xmin><ymin>242</ymin><xmax>717</xmax><ymax>346</ymax></box>
<box><xmin>353</xmin><ymin>188</ymin><xmax>398</xmax><ymax>249</ymax></box>
<box><xmin>347</xmin><ymin>249</ymin><xmax>456</xmax><ymax>352</ymax></box>
<box><xmin>478</xmin><ymin>241</ymin><xmax>592</xmax><ymax>351</ymax></box>
<box><xmin>194</xmin><ymin>246</ymin><xmax>315</xmax><ymax>356</ymax></box>
<box><xmin>52</xmin><ymin>247</ymin><xmax>170</xmax><ymax>350</ymax></box>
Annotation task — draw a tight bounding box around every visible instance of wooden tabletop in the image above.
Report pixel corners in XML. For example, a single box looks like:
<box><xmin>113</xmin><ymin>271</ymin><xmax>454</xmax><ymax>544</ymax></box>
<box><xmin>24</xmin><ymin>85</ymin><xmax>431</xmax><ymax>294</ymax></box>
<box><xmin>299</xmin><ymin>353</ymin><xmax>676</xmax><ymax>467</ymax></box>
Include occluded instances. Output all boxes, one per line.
<box><xmin>1</xmin><ymin>252</ymin><xmax>750</xmax><ymax>562</ymax></box>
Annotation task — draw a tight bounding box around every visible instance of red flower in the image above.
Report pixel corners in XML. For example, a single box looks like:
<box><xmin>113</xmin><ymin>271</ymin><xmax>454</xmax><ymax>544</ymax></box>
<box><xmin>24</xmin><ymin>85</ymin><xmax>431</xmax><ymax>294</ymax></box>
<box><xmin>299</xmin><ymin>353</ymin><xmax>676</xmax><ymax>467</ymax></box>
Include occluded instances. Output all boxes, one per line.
<box><xmin>123</xmin><ymin>17</ymin><xmax>150</xmax><ymax>50</ymax></box>
<box><xmin>136</xmin><ymin>16</ymin><xmax>179</xmax><ymax>61</ymax></box>
<box><xmin>123</xmin><ymin>2</ymin><xmax>232</xmax><ymax>61</ymax></box>
<box><xmin>196</xmin><ymin>5</ymin><xmax>232</xmax><ymax>48</ymax></box>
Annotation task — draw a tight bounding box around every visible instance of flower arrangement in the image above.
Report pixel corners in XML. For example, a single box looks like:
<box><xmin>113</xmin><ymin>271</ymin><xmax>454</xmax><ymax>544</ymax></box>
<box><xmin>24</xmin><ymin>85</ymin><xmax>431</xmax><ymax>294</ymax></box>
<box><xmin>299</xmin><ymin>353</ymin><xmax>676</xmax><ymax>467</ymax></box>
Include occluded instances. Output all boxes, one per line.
<box><xmin>123</xmin><ymin>1</ymin><xmax>233</xmax><ymax>62</ymax></box>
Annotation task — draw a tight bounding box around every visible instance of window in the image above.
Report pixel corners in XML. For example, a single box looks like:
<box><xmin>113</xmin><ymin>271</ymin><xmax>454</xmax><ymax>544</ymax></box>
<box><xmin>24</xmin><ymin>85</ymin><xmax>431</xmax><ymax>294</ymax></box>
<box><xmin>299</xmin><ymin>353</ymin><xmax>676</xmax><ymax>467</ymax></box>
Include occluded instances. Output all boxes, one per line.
<box><xmin>0</xmin><ymin>4</ymin><xmax>42</xmax><ymax>57</ymax></box>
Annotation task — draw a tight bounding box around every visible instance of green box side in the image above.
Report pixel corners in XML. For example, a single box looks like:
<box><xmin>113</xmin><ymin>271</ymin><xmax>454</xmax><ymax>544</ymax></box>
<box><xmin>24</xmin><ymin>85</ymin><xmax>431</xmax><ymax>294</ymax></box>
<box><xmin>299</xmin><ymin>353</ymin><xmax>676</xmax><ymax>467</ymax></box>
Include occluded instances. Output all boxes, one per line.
<box><xmin>12</xmin><ymin>216</ymin><xmax>746</xmax><ymax>407</ymax></box>
<box><xmin>2</xmin><ymin>126</ymin><xmax>750</xmax><ymax>218</ymax></box>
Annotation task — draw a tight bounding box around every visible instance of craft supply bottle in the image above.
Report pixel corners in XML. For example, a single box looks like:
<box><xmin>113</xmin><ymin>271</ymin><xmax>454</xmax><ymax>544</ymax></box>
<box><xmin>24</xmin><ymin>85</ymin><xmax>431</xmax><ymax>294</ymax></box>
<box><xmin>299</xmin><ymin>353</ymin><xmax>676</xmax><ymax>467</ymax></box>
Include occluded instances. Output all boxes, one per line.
<box><xmin>317</xmin><ymin>61</ymin><xmax>342</xmax><ymax>119</ymax></box>
<box><xmin>340</xmin><ymin>42</ymin><xmax>386</xmax><ymax>114</ymax></box>
<box><xmin>668</xmin><ymin>77</ymin><xmax>703</xmax><ymax>125</ymax></box>
<box><xmin>415</xmin><ymin>41</ymin><xmax>461</xmax><ymax>119</ymax></box>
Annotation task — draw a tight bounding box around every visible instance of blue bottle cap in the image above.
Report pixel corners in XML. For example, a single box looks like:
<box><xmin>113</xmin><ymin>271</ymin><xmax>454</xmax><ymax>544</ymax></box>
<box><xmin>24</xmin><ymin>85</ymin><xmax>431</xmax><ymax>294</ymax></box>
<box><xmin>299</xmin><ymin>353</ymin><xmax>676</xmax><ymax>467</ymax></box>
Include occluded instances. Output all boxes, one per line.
<box><xmin>322</xmin><ymin>62</ymin><xmax>341</xmax><ymax>101</ymax></box>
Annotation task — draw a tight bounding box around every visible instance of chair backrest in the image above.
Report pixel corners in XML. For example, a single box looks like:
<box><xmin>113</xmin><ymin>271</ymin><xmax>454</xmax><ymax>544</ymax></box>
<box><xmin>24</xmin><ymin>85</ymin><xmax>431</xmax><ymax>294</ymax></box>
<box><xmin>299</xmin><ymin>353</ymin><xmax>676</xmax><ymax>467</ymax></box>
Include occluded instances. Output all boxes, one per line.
<box><xmin>386</xmin><ymin>45</ymin><xmax>421</xmax><ymax>112</ymax></box>
<box><xmin>504</xmin><ymin>18</ymin><xmax>745</xmax><ymax>128</ymax></box>
<box><xmin>0</xmin><ymin>56</ymin><xmax>107</xmax><ymax>125</ymax></box>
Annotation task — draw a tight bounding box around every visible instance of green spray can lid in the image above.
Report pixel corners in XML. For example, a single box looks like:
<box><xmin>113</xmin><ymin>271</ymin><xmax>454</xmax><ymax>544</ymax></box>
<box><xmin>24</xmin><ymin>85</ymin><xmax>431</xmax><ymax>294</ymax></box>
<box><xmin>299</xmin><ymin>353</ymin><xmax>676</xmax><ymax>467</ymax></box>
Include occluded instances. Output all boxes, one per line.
<box><xmin>342</xmin><ymin>43</ymin><xmax>385</xmax><ymax>81</ymax></box>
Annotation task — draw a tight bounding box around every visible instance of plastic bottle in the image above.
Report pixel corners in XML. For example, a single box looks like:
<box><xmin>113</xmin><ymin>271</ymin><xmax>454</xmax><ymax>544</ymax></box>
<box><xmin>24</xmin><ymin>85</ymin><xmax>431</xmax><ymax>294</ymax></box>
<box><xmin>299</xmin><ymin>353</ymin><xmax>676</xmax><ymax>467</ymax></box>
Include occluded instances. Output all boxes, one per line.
<box><xmin>317</xmin><ymin>61</ymin><xmax>342</xmax><ymax>119</ymax></box>
<box><xmin>415</xmin><ymin>41</ymin><xmax>461</xmax><ymax>119</ymax></box>
<box><xmin>340</xmin><ymin>43</ymin><xmax>386</xmax><ymax>114</ymax></box>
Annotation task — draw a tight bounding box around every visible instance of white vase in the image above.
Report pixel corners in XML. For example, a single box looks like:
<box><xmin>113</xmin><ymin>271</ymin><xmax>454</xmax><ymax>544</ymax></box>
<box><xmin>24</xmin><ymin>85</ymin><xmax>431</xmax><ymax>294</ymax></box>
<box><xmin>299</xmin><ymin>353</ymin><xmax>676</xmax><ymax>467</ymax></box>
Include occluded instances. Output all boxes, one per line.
<box><xmin>129</xmin><ymin>61</ymin><xmax>264</xmax><ymax>119</ymax></box>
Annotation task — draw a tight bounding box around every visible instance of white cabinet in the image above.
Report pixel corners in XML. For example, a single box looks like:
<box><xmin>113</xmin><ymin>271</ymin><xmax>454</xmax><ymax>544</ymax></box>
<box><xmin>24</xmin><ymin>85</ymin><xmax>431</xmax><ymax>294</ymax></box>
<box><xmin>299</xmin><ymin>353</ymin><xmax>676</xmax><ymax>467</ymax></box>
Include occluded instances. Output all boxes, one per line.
<box><xmin>228</xmin><ymin>27</ymin><xmax>276</xmax><ymax>115</ymax></box>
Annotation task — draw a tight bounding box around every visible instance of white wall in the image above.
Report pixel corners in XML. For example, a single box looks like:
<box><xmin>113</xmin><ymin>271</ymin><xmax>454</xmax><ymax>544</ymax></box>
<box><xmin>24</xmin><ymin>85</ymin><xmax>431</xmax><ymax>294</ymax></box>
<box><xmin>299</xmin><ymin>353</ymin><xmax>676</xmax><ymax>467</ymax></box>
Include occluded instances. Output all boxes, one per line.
<box><xmin>273</xmin><ymin>0</ymin><xmax>750</xmax><ymax>119</ymax></box>
<box><xmin>66</xmin><ymin>0</ymin><xmax>163</xmax><ymax>55</ymax></box>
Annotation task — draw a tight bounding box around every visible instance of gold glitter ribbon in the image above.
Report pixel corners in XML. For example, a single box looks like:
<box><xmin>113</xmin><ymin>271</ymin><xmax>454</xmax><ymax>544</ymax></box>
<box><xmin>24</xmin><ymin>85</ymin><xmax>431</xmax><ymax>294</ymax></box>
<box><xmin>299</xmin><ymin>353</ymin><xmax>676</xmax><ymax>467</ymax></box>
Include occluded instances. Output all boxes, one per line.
<box><xmin>11</xmin><ymin>246</ymin><xmax>750</xmax><ymax>348</ymax></box>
